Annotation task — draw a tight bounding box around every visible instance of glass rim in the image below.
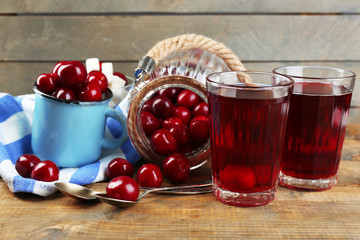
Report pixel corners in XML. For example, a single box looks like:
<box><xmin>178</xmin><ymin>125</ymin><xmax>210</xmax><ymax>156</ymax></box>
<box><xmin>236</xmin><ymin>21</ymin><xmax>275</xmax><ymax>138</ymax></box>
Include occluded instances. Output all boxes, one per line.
<box><xmin>206</xmin><ymin>70</ymin><xmax>294</xmax><ymax>89</ymax></box>
<box><xmin>273</xmin><ymin>66</ymin><xmax>356</xmax><ymax>81</ymax></box>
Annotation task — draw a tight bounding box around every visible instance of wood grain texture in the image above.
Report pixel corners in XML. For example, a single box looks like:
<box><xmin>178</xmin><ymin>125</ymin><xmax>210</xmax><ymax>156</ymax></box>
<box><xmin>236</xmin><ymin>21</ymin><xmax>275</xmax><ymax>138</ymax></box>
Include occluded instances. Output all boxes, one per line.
<box><xmin>1</xmin><ymin>15</ymin><xmax>360</xmax><ymax>62</ymax></box>
<box><xmin>1</xmin><ymin>128</ymin><xmax>360</xmax><ymax>239</ymax></box>
<box><xmin>0</xmin><ymin>0</ymin><xmax>359</xmax><ymax>14</ymax></box>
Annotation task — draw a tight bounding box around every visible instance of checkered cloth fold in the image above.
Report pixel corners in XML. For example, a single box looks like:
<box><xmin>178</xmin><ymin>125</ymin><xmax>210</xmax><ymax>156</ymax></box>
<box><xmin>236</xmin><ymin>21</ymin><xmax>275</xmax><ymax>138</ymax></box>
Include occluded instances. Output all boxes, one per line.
<box><xmin>0</xmin><ymin>93</ymin><xmax>140</xmax><ymax>196</ymax></box>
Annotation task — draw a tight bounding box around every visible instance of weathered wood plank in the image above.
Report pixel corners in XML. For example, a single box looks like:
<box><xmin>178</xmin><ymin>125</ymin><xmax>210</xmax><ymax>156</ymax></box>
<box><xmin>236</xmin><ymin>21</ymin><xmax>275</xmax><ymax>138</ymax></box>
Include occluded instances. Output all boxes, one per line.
<box><xmin>0</xmin><ymin>0</ymin><xmax>360</xmax><ymax>14</ymax></box>
<box><xmin>0</xmin><ymin>15</ymin><xmax>360</xmax><ymax>62</ymax></box>
<box><xmin>1</xmin><ymin>144</ymin><xmax>360</xmax><ymax>239</ymax></box>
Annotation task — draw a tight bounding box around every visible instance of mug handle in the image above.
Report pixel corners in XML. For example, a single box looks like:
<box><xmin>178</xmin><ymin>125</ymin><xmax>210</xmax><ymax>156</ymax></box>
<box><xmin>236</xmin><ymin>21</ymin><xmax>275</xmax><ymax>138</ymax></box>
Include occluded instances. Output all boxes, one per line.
<box><xmin>101</xmin><ymin>108</ymin><xmax>128</xmax><ymax>148</ymax></box>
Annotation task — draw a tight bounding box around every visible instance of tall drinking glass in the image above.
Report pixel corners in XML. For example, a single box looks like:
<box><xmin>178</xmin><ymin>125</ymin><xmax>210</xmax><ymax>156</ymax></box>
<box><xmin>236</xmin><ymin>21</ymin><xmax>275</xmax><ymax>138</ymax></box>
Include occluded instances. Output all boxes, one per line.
<box><xmin>273</xmin><ymin>66</ymin><xmax>356</xmax><ymax>191</ymax></box>
<box><xmin>206</xmin><ymin>71</ymin><xmax>294</xmax><ymax>206</ymax></box>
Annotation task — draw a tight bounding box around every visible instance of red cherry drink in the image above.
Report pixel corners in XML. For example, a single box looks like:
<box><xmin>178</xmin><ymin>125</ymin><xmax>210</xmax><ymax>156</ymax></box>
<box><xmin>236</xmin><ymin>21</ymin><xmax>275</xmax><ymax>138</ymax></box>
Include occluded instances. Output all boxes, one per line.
<box><xmin>206</xmin><ymin>71</ymin><xmax>293</xmax><ymax>207</ymax></box>
<box><xmin>208</xmin><ymin>93</ymin><xmax>290</xmax><ymax>206</ymax></box>
<box><xmin>280</xmin><ymin>82</ymin><xmax>352</xmax><ymax>190</ymax></box>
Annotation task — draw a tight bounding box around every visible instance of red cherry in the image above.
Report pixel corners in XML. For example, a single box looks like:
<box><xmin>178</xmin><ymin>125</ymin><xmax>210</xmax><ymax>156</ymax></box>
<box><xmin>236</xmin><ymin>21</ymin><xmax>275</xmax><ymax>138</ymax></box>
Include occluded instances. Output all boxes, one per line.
<box><xmin>48</xmin><ymin>73</ymin><xmax>61</xmax><ymax>85</ymax></box>
<box><xmin>70</xmin><ymin>60</ymin><xmax>87</xmax><ymax>80</ymax></box>
<box><xmin>173</xmin><ymin>106</ymin><xmax>192</xmax><ymax>126</ymax></box>
<box><xmin>54</xmin><ymin>61</ymin><xmax>87</xmax><ymax>88</ymax></box>
<box><xmin>254</xmin><ymin>164</ymin><xmax>273</xmax><ymax>186</ymax></box>
<box><xmin>86</xmin><ymin>71</ymin><xmax>108</xmax><ymax>92</ymax></box>
<box><xmin>151</xmin><ymin>96</ymin><xmax>174</xmax><ymax>118</ymax></box>
<box><xmin>142</xmin><ymin>98</ymin><xmax>154</xmax><ymax>113</ymax></box>
<box><xmin>179</xmin><ymin>142</ymin><xmax>196</xmax><ymax>154</ymax></box>
<box><xmin>192</xmin><ymin>102</ymin><xmax>209</xmax><ymax>117</ymax></box>
<box><xmin>162</xmin><ymin>117</ymin><xmax>182</xmax><ymax>129</ymax></box>
<box><xmin>177</xmin><ymin>89</ymin><xmax>200</xmax><ymax>109</ymax></box>
<box><xmin>36</xmin><ymin>73</ymin><xmax>61</xmax><ymax>94</ymax></box>
<box><xmin>106</xmin><ymin>158</ymin><xmax>134</xmax><ymax>180</ymax></box>
<box><xmin>162</xmin><ymin>153</ymin><xmax>190</xmax><ymax>183</ymax></box>
<box><xmin>31</xmin><ymin>160</ymin><xmax>59</xmax><ymax>182</ymax></box>
<box><xmin>220</xmin><ymin>164</ymin><xmax>256</xmax><ymax>192</ymax></box>
<box><xmin>15</xmin><ymin>154</ymin><xmax>41</xmax><ymax>178</ymax></box>
<box><xmin>137</xmin><ymin>163</ymin><xmax>163</xmax><ymax>188</ymax></box>
<box><xmin>150</xmin><ymin>129</ymin><xmax>178</xmax><ymax>156</ymax></box>
<box><xmin>113</xmin><ymin>72</ymin><xmax>128</xmax><ymax>85</ymax></box>
<box><xmin>75</xmin><ymin>82</ymin><xmax>102</xmax><ymax>102</ymax></box>
<box><xmin>140</xmin><ymin>111</ymin><xmax>160</xmax><ymax>137</ymax></box>
<box><xmin>158</xmin><ymin>118</ymin><xmax>165</xmax><ymax>127</ymax></box>
<box><xmin>169</xmin><ymin>124</ymin><xmax>191</xmax><ymax>146</ymax></box>
<box><xmin>189</xmin><ymin>115</ymin><xmax>210</xmax><ymax>144</ymax></box>
<box><xmin>52</xmin><ymin>61</ymin><xmax>69</xmax><ymax>74</ymax></box>
<box><xmin>106</xmin><ymin>176</ymin><xmax>139</xmax><ymax>201</ymax></box>
<box><xmin>157</xmin><ymin>87</ymin><xmax>182</xmax><ymax>102</ymax></box>
<box><xmin>52</xmin><ymin>87</ymin><xmax>77</xmax><ymax>101</ymax></box>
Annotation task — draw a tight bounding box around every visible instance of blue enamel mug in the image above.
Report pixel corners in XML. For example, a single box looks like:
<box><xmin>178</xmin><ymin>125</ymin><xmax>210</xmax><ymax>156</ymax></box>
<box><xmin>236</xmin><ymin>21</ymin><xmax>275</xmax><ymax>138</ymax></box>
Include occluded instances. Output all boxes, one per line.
<box><xmin>31</xmin><ymin>86</ymin><xmax>128</xmax><ymax>168</ymax></box>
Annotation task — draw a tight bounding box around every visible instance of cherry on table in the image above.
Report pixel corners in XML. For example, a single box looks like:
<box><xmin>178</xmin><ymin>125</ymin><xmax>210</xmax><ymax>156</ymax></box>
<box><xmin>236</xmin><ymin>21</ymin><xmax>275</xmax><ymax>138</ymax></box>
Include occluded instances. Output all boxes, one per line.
<box><xmin>52</xmin><ymin>87</ymin><xmax>77</xmax><ymax>101</ymax></box>
<box><xmin>106</xmin><ymin>176</ymin><xmax>140</xmax><ymax>201</ymax></box>
<box><xmin>36</xmin><ymin>73</ymin><xmax>61</xmax><ymax>95</ymax></box>
<box><xmin>189</xmin><ymin>115</ymin><xmax>210</xmax><ymax>144</ymax></box>
<box><xmin>140</xmin><ymin>111</ymin><xmax>161</xmax><ymax>137</ymax></box>
<box><xmin>86</xmin><ymin>71</ymin><xmax>108</xmax><ymax>92</ymax></box>
<box><xmin>150</xmin><ymin>129</ymin><xmax>178</xmax><ymax>156</ymax></box>
<box><xmin>15</xmin><ymin>154</ymin><xmax>41</xmax><ymax>178</ymax></box>
<box><xmin>192</xmin><ymin>102</ymin><xmax>209</xmax><ymax>117</ymax></box>
<box><xmin>75</xmin><ymin>82</ymin><xmax>102</xmax><ymax>102</ymax></box>
<box><xmin>151</xmin><ymin>96</ymin><xmax>174</xmax><ymax>119</ymax></box>
<box><xmin>137</xmin><ymin>163</ymin><xmax>163</xmax><ymax>188</ymax></box>
<box><xmin>106</xmin><ymin>158</ymin><xmax>134</xmax><ymax>180</ymax></box>
<box><xmin>162</xmin><ymin>153</ymin><xmax>190</xmax><ymax>184</ymax></box>
<box><xmin>176</xmin><ymin>89</ymin><xmax>200</xmax><ymax>110</ymax></box>
<box><xmin>31</xmin><ymin>160</ymin><xmax>59</xmax><ymax>182</ymax></box>
<box><xmin>173</xmin><ymin>106</ymin><xmax>192</xmax><ymax>126</ymax></box>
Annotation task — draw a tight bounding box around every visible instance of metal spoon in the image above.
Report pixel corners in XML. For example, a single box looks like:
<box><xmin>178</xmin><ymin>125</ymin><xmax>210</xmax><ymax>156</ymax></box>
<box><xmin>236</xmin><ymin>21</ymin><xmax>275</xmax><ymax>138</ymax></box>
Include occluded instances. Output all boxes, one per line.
<box><xmin>54</xmin><ymin>182</ymin><xmax>102</xmax><ymax>200</ymax></box>
<box><xmin>95</xmin><ymin>184</ymin><xmax>213</xmax><ymax>207</ymax></box>
<box><xmin>54</xmin><ymin>181</ymin><xmax>212</xmax><ymax>201</ymax></box>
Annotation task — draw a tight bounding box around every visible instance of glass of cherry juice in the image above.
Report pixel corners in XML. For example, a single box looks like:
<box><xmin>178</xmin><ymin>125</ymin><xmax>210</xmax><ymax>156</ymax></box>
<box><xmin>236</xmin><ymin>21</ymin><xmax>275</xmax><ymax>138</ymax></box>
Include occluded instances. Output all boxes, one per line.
<box><xmin>273</xmin><ymin>66</ymin><xmax>356</xmax><ymax>191</ymax></box>
<box><xmin>206</xmin><ymin>71</ymin><xmax>294</xmax><ymax>207</ymax></box>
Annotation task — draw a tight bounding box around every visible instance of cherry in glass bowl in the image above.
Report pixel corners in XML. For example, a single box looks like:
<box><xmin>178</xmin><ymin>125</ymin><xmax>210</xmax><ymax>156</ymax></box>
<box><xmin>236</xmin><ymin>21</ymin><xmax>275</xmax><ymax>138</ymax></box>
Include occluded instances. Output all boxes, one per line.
<box><xmin>127</xmin><ymin>75</ymin><xmax>210</xmax><ymax>169</ymax></box>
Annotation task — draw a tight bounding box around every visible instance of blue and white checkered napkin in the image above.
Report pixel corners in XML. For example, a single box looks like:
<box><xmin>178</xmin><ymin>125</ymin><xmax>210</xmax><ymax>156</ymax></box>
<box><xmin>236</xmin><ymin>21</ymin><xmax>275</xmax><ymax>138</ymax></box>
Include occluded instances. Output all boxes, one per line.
<box><xmin>0</xmin><ymin>93</ymin><xmax>140</xmax><ymax>197</ymax></box>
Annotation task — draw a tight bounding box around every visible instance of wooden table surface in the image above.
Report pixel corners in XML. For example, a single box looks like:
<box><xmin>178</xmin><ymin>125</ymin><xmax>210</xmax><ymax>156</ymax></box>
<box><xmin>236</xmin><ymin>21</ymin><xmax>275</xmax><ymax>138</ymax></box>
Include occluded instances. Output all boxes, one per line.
<box><xmin>1</xmin><ymin>124</ymin><xmax>360</xmax><ymax>239</ymax></box>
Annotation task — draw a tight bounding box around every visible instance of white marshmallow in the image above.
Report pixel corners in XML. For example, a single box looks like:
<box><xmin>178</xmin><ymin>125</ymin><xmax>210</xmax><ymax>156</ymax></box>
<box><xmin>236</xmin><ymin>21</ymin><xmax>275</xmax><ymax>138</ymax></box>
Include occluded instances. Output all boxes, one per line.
<box><xmin>101</xmin><ymin>62</ymin><xmax>114</xmax><ymax>84</ymax></box>
<box><xmin>86</xmin><ymin>58</ymin><xmax>100</xmax><ymax>73</ymax></box>
<box><xmin>111</xmin><ymin>75</ymin><xmax>126</xmax><ymax>88</ymax></box>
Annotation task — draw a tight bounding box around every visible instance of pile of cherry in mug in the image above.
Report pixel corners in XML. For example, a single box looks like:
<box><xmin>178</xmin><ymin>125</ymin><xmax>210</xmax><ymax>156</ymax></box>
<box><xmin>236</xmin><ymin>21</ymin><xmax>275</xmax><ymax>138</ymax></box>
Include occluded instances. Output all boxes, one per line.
<box><xmin>35</xmin><ymin>60</ymin><xmax>127</xmax><ymax>101</ymax></box>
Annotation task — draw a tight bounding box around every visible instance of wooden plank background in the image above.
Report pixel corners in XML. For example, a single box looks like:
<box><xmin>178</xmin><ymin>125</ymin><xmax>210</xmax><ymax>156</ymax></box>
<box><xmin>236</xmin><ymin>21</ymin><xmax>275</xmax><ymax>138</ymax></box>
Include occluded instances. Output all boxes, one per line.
<box><xmin>0</xmin><ymin>0</ymin><xmax>359</xmax><ymax>108</ymax></box>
